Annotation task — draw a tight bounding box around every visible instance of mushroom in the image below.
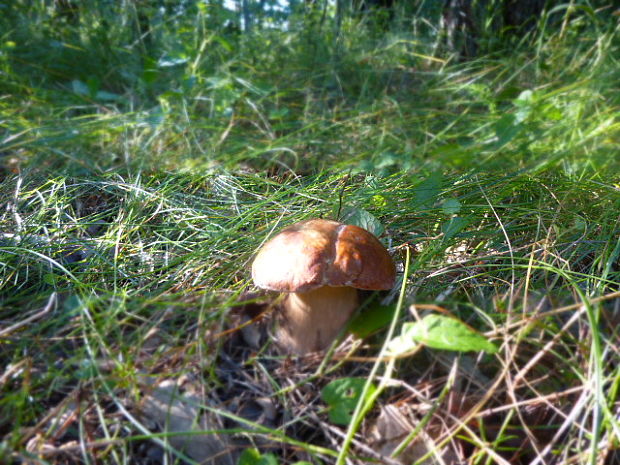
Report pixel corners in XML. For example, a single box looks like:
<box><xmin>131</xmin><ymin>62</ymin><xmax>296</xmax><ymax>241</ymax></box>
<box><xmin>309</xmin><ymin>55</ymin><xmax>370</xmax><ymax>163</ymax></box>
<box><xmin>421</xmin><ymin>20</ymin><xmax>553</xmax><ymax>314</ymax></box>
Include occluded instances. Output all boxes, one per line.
<box><xmin>251</xmin><ymin>218</ymin><xmax>396</xmax><ymax>354</ymax></box>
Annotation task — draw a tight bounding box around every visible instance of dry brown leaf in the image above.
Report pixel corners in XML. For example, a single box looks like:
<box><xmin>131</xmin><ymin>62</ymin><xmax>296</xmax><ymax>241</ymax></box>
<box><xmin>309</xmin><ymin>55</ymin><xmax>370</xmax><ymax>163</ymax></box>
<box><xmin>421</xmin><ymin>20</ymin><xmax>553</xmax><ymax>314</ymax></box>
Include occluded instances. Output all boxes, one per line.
<box><xmin>369</xmin><ymin>404</ymin><xmax>459</xmax><ymax>465</ymax></box>
<box><xmin>139</xmin><ymin>380</ymin><xmax>237</xmax><ymax>465</ymax></box>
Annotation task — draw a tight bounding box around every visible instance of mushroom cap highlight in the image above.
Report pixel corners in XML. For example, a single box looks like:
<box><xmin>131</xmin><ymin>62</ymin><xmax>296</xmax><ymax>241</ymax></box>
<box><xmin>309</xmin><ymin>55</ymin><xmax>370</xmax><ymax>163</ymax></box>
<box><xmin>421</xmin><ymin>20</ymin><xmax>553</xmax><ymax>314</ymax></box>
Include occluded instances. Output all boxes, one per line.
<box><xmin>252</xmin><ymin>219</ymin><xmax>396</xmax><ymax>293</ymax></box>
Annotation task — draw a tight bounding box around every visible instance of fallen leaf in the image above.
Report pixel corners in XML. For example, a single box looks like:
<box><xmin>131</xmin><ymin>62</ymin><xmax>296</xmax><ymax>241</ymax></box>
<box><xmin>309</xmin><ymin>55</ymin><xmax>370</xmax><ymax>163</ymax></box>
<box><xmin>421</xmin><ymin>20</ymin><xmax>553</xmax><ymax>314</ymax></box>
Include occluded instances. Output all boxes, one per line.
<box><xmin>139</xmin><ymin>380</ymin><xmax>236</xmax><ymax>465</ymax></box>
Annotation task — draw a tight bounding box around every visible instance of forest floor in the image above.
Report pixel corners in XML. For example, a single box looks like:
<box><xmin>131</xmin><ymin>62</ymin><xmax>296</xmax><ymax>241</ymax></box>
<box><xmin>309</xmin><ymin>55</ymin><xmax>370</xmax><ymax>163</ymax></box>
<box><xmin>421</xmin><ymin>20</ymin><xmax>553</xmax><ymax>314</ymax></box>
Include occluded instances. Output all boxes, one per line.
<box><xmin>1</xmin><ymin>4</ymin><xmax>619</xmax><ymax>465</ymax></box>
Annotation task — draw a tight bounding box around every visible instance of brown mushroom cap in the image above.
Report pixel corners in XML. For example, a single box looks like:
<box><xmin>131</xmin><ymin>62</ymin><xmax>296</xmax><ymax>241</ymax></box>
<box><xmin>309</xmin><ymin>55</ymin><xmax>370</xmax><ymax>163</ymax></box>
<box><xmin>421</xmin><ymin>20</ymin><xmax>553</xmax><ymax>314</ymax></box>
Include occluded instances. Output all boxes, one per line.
<box><xmin>252</xmin><ymin>219</ymin><xmax>396</xmax><ymax>293</ymax></box>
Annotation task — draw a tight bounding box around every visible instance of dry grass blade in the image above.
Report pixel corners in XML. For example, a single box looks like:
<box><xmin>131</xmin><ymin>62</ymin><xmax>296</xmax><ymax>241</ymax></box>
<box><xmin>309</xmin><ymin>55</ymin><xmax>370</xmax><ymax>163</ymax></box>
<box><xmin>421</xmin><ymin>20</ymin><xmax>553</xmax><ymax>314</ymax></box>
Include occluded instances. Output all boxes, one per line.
<box><xmin>0</xmin><ymin>292</ymin><xmax>57</xmax><ymax>338</ymax></box>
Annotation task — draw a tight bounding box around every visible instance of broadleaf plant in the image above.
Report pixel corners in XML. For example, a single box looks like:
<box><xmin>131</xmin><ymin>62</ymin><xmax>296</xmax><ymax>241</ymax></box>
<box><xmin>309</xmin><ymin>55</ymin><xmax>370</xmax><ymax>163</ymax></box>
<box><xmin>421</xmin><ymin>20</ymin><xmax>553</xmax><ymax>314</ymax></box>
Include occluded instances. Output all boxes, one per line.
<box><xmin>388</xmin><ymin>314</ymin><xmax>497</xmax><ymax>356</ymax></box>
<box><xmin>320</xmin><ymin>377</ymin><xmax>377</xmax><ymax>426</ymax></box>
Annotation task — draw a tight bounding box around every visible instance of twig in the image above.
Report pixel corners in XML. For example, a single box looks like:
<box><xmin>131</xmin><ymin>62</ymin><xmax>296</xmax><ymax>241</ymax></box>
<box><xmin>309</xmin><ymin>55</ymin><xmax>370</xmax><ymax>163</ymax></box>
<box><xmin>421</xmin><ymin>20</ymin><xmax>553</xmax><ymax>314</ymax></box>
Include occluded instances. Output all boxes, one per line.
<box><xmin>475</xmin><ymin>385</ymin><xmax>584</xmax><ymax>418</ymax></box>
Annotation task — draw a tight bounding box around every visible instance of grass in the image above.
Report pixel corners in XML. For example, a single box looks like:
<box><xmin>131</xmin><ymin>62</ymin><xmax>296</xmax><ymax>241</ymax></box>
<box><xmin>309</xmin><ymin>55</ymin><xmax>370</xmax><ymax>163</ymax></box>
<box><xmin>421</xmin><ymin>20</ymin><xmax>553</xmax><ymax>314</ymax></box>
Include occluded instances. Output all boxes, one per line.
<box><xmin>1</xmin><ymin>2</ymin><xmax>619</xmax><ymax>464</ymax></box>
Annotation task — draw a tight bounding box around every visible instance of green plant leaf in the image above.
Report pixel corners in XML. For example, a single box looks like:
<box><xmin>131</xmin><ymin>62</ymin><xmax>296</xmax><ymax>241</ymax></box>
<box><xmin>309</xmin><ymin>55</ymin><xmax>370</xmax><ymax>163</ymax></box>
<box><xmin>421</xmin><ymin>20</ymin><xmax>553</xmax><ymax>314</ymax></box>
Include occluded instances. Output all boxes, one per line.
<box><xmin>412</xmin><ymin>172</ymin><xmax>442</xmax><ymax>208</ymax></box>
<box><xmin>157</xmin><ymin>54</ymin><xmax>189</xmax><ymax>68</ymax></box>
<box><xmin>95</xmin><ymin>90</ymin><xmax>122</xmax><ymax>102</ymax></box>
<box><xmin>441</xmin><ymin>216</ymin><xmax>468</xmax><ymax>240</ymax></box>
<box><xmin>392</xmin><ymin>314</ymin><xmax>497</xmax><ymax>354</ymax></box>
<box><xmin>349</xmin><ymin>301</ymin><xmax>397</xmax><ymax>338</ymax></box>
<box><xmin>259</xmin><ymin>456</ymin><xmax>279</xmax><ymax>465</ymax></box>
<box><xmin>339</xmin><ymin>206</ymin><xmax>384</xmax><ymax>236</ymax></box>
<box><xmin>43</xmin><ymin>273</ymin><xmax>56</xmax><ymax>285</ymax></box>
<box><xmin>442</xmin><ymin>198</ymin><xmax>461</xmax><ymax>215</ymax></box>
<box><xmin>71</xmin><ymin>79</ymin><xmax>89</xmax><ymax>96</ymax></box>
<box><xmin>238</xmin><ymin>448</ymin><xmax>261</xmax><ymax>464</ymax></box>
<box><xmin>494</xmin><ymin>113</ymin><xmax>522</xmax><ymax>147</ymax></box>
<box><xmin>237</xmin><ymin>448</ymin><xmax>279</xmax><ymax>465</ymax></box>
<box><xmin>321</xmin><ymin>378</ymin><xmax>376</xmax><ymax>425</ymax></box>
<box><xmin>386</xmin><ymin>331</ymin><xmax>420</xmax><ymax>357</ymax></box>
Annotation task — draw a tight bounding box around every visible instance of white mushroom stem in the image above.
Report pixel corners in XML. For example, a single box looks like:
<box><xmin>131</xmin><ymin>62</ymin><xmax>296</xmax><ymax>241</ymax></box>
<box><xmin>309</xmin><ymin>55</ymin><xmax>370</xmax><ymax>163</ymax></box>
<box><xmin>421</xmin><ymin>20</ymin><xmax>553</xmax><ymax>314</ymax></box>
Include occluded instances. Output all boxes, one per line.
<box><xmin>278</xmin><ymin>286</ymin><xmax>359</xmax><ymax>354</ymax></box>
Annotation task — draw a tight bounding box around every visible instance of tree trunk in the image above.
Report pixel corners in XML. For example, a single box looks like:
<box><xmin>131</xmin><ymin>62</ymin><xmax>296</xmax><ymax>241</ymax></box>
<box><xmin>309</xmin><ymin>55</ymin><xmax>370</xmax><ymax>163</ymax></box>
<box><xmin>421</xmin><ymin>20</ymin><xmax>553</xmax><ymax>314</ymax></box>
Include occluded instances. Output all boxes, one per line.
<box><xmin>441</xmin><ymin>0</ymin><xmax>561</xmax><ymax>58</ymax></box>
<box><xmin>242</xmin><ymin>0</ymin><xmax>252</xmax><ymax>32</ymax></box>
